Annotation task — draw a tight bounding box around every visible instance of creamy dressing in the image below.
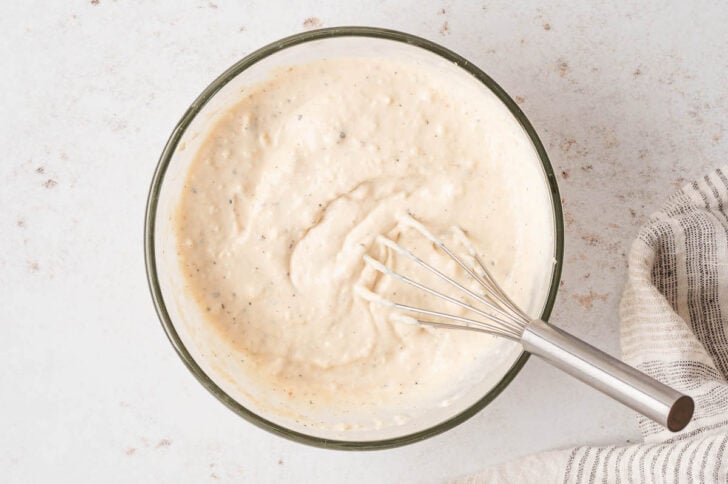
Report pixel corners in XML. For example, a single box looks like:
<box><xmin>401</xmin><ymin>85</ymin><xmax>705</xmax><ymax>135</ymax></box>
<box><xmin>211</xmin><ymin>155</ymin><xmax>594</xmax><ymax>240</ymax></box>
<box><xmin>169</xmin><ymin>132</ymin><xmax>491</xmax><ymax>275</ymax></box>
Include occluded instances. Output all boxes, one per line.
<box><xmin>175</xmin><ymin>58</ymin><xmax>553</xmax><ymax>429</ymax></box>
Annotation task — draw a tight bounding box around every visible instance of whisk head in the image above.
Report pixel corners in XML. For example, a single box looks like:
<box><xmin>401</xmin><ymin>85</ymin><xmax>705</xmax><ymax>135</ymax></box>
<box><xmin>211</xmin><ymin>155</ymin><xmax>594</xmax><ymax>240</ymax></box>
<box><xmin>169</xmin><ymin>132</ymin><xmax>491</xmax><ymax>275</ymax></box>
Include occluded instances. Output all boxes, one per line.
<box><xmin>357</xmin><ymin>214</ymin><xmax>530</xmax><ymax>341</ymax></box>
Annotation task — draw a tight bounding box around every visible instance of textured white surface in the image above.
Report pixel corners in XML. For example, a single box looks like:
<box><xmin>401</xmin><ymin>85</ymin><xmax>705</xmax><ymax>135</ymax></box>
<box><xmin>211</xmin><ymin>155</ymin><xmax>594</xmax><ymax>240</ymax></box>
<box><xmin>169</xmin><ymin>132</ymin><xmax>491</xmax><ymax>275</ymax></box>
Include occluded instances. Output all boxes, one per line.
<box><xmin>2</xmin><ymin>1</ymin><xmax>726</xmax><ymax>482</ymax></box>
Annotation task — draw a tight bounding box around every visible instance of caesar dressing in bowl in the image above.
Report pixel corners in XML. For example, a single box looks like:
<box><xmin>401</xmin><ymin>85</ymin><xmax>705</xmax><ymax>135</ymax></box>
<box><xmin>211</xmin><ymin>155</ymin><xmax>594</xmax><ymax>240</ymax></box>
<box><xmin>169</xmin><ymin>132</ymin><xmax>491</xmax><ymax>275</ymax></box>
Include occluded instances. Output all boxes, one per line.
<box><xmin>145</xmin><ymin>27</ymin><xmax>563</xmax><ymax>449</ymax></box>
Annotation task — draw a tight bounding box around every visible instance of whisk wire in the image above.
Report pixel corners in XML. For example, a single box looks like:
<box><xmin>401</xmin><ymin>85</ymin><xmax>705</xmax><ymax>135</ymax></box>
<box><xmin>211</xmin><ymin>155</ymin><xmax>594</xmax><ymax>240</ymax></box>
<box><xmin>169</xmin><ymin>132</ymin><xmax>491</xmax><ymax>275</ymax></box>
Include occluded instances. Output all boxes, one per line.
<box><xmin>472</xmin><ymin>252</ymin><xmax>529</xmax><ymax>321</ymax></box>
<box><xmin>442</xmin><ymin>224</ymin><xmax>529</xmax><ymax>321</ymax></box>
<box><xmin>362</xmin><ymin>255</ymin><xmax>524</xmax><ymax>334</ymax></box>
<box><xmin>395</xmin><ymin>316</ymin><xmax>521</xmax><ymax>341</ymax></box>
<box><xmin>374</xmin><ymin>236</ymin><xmax>524</xmax><ymax>329</ymax></box>
<box><xmin>388</xmin><ymin>301</ymin><xmax>520</xmax><ymax>339</ymax></box>
<box><xmin>399</xmin><ymin>215</ymin><xmax>529</xmax><ymax>321</ymax></box>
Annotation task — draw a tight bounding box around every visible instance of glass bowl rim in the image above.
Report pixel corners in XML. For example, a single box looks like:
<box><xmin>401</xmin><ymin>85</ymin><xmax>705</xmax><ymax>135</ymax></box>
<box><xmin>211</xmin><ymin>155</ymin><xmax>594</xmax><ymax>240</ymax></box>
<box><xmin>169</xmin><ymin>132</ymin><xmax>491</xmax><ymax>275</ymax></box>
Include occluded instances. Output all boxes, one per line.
<box><xmin>143</xmin><ymin>26</ymin><xmax>564</xmax><ymax>450</ymax></box>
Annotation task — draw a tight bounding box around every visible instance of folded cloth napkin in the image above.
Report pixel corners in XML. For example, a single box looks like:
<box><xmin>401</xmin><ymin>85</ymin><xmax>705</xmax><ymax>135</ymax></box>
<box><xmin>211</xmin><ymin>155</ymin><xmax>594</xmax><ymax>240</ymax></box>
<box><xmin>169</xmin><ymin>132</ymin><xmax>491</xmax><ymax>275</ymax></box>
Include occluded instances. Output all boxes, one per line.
<box><xmin>460</xmin><ymin>167</ymin><xmax>728</xmax><ymax>483</ymax></box>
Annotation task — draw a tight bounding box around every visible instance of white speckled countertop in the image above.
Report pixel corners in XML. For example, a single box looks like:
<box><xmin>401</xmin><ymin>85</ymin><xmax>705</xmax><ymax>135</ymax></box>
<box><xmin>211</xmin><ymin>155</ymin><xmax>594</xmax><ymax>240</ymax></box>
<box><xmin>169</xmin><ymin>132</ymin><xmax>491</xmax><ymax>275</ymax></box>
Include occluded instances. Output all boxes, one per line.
<box><xmin>2</xmin><ymin>1</ymin><xmax>726</xmax><ymax>482</ymax></box>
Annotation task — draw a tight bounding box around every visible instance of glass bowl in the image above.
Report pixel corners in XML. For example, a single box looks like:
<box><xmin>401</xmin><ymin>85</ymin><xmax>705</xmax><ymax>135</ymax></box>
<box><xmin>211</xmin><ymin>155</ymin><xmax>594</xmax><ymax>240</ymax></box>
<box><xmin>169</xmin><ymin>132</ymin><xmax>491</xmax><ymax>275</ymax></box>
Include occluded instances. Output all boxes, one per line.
<box><xmin>144</xmin><ymin>26</ymin><xmax>563</xmax><ymax>449</ymax></box>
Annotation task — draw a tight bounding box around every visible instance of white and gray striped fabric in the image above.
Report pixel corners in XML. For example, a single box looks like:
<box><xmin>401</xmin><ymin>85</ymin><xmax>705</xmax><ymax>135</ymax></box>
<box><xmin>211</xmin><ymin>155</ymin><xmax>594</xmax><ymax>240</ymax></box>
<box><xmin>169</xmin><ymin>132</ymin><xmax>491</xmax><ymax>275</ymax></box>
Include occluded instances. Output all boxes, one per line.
<box><xmin>461</xmin><ymin>168</ymin><xmax>728</xmax><ymax>483</ymax></box>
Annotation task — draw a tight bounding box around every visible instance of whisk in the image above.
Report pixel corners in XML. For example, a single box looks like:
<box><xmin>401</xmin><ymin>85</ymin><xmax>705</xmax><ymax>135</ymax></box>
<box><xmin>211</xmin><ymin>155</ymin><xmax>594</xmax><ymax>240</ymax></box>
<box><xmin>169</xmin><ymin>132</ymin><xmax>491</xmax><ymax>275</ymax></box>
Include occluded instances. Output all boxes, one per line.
<box><xmin>358</xmin><ymin>215</ymin><xmax>694</xmax><ymax>432</ymax></box>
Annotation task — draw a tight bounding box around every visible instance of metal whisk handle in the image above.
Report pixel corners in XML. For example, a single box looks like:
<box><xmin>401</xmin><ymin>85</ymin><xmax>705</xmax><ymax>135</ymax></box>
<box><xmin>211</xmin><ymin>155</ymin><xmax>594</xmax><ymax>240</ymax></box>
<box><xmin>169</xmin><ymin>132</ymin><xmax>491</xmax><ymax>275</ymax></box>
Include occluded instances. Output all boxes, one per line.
<box><xmin>521</xmin><ymin>319</ymin><xmax>694</xmax><ymax>432</ymax></box>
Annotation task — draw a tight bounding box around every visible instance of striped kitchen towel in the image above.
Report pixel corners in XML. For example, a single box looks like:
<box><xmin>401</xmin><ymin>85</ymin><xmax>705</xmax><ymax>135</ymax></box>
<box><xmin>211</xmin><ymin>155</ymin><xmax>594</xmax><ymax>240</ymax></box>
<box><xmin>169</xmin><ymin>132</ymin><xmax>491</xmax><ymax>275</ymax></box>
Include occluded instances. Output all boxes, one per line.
<box><xmin>460</xmin><ymin>167</ymin><xmax>728</xmax><ymax>483</ymax></box>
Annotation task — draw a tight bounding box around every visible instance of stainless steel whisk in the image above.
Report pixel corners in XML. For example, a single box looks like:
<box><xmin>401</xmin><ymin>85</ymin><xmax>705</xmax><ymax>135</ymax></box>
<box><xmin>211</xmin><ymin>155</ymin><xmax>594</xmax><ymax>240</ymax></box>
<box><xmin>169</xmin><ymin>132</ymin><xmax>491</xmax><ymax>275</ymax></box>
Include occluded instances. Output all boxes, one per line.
<box><xmin>359</xmin><ymin>215</ymin><xmax>694</xmax><ymax>432</ymax></box>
